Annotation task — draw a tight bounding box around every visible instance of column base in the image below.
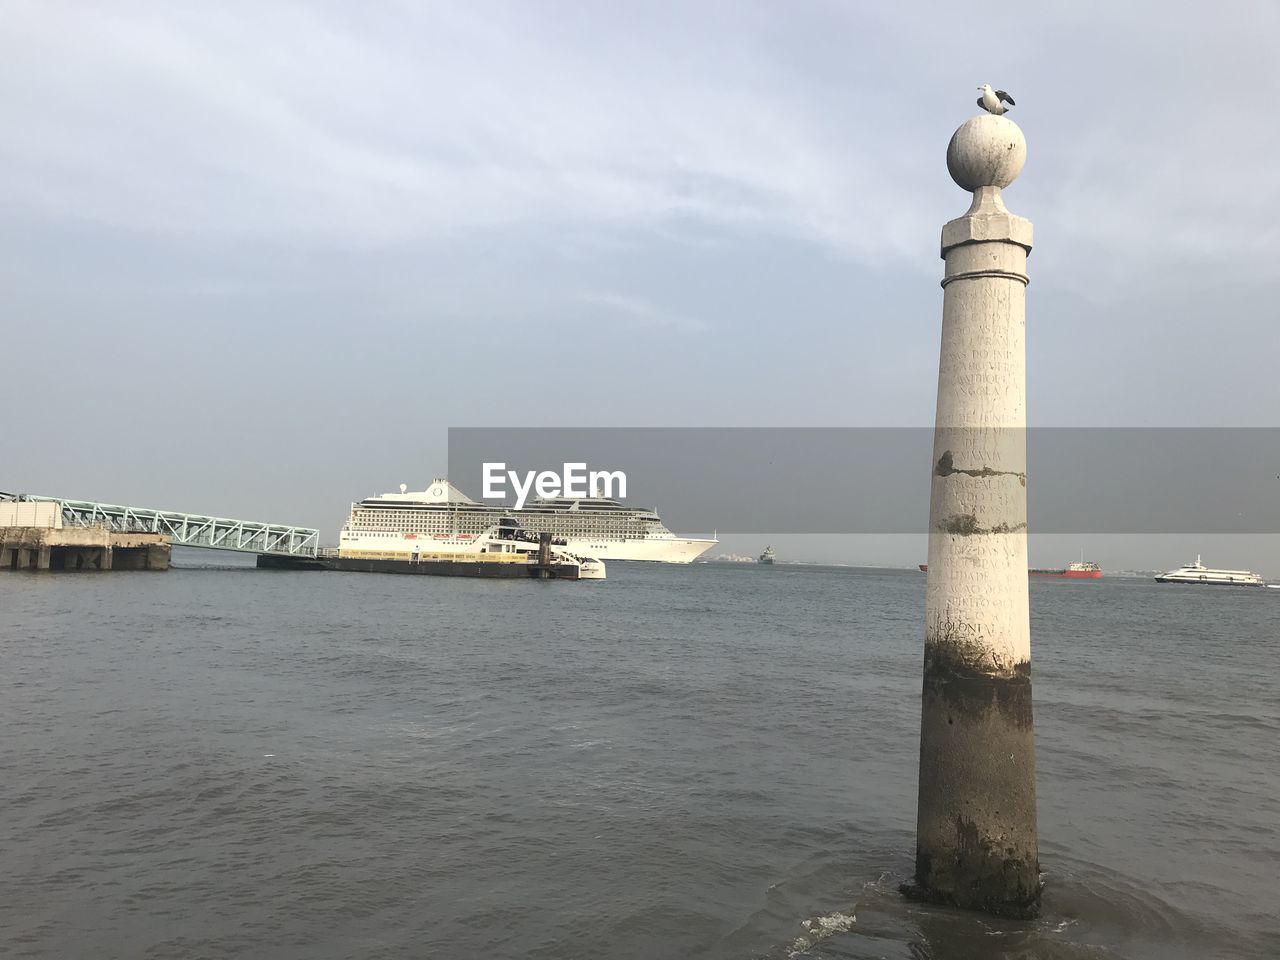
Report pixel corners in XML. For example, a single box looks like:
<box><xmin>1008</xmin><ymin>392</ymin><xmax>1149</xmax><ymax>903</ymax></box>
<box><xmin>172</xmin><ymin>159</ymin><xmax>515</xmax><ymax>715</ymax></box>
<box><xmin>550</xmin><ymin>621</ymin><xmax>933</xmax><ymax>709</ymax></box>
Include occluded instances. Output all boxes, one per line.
<box><xmin>899</xmin><ymin>872</ymin><xmax>1041</xmax><ymax>921</ymax></box>
<box><xmin>909</xmin><ymin>653</ymin><xmax>1041</xmax><ymax>918</ymax></box>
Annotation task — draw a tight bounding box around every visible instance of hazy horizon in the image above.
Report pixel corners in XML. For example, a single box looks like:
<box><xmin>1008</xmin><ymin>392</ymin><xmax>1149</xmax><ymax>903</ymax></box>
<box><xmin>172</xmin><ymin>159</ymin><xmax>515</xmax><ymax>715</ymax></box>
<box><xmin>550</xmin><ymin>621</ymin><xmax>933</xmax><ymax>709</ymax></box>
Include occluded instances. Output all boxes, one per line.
<box><xmin>4</xmin><ymin>2</ymin><xmax>1278</xmax><ymax>573</ymax></box>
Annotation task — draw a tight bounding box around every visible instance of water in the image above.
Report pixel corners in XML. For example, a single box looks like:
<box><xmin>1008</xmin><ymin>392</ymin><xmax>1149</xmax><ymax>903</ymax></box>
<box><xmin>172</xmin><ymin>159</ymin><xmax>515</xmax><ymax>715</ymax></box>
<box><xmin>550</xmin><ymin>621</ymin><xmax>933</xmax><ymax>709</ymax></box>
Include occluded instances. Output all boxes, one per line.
<box><xmin>1</xmin><ymin>561</ymin><xmax>1277</xmax><ymax>959</ymax></box>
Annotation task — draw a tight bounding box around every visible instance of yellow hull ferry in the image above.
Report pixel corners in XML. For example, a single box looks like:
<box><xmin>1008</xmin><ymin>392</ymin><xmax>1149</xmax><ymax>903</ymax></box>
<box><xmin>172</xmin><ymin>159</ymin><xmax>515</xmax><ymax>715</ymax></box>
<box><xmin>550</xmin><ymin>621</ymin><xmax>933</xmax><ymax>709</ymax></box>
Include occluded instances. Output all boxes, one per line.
<box><xmin>259</xmin><ymin>518</ymin><xmax>605</xmax><ymax>580</ymax></box>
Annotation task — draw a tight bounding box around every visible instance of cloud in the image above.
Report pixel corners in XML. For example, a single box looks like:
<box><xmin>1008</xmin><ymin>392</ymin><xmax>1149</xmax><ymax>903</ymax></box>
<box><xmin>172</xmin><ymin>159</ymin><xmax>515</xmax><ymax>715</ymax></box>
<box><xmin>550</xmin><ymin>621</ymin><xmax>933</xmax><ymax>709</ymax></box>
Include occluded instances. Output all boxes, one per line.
<box><xmin>0</xmin><ymin>2</ymin><xmax>933</xmax><ymax>262</ymax></box>
<box><xmin>0</xmin><ymin>0</ymin><xmax>1277</xmax><ymax>286</ymax></box>
<box><xmin>575</xmin><ymin>292</ymin><xmax>707</xmax><ymax>333</ymax></box>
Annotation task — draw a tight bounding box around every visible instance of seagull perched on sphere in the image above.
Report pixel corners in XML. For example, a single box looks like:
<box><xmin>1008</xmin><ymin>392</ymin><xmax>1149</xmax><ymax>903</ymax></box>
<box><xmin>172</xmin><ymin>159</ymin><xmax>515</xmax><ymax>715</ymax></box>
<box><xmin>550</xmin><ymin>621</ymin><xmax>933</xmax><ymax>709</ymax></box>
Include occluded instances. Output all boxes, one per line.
<box><xmin>977</xmin><ymin>83</ymin><xmax>1015</xmax><ymax>115</ymax></box>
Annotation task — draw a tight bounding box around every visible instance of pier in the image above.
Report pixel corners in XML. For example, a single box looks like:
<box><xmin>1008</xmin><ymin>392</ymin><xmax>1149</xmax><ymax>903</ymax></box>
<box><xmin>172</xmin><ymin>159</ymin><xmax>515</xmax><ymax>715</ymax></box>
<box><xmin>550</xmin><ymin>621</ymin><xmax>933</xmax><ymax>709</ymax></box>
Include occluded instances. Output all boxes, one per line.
<box><xmin>0</xmin><ymin>492</ymin><xmax>320</xmax><ymax>572</ymax></box>
<box><xmin>1</xmin><ymin>501</ymin><xmax>170</xmax><ymax>570</ymax></box>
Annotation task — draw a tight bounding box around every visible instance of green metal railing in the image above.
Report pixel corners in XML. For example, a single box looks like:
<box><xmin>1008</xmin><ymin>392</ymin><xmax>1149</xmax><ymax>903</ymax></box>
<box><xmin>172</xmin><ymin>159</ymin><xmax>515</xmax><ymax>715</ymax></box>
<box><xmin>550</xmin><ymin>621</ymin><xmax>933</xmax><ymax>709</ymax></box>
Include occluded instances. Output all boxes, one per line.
<box><xmin>0</xmin><ymin>492</ymin><xmax>319</xmax><ymax>557</ymax></box>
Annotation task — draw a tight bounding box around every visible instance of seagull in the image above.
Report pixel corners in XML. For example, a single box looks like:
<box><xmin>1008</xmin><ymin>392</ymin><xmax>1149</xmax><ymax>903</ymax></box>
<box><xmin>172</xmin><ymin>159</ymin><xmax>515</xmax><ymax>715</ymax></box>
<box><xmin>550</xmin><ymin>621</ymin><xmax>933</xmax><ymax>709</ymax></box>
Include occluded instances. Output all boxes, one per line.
<box><xmin>977</xmin><ymin>84</ymin><xmax>1015</xmax><ymax>115</ymax></box>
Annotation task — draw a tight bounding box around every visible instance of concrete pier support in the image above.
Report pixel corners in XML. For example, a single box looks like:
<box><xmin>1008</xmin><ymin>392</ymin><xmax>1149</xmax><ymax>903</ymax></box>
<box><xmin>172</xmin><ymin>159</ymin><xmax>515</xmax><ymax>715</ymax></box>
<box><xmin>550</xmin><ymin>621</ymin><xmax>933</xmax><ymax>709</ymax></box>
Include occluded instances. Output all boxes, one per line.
<box><xmin>0</xmin><ymin>525</ymin><xmax>169</xmax><ymax>572</ymax></box>
<box><xmin>906</xmin><ymin>113</ymin><xmax>1040</xmax><ymax>918</ymax></box>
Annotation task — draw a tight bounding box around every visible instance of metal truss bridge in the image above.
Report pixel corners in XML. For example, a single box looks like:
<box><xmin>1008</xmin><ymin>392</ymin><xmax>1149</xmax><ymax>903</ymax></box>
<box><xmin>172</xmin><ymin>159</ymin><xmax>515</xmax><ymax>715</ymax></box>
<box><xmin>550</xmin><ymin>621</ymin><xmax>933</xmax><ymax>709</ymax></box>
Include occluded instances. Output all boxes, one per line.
<box><xmin>0</xmin><ymin>492</ymin><xmax>319</xmax><ymax>557</ymax></box>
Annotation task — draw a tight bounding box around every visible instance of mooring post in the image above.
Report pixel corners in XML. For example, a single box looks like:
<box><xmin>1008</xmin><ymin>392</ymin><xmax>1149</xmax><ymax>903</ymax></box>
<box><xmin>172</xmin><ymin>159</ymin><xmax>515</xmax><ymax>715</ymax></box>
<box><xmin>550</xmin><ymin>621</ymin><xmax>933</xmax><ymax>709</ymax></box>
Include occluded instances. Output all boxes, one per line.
<box><xmin>906</xmin><ymin>112</ymin><xmax>1040</xmax><ymax>918</ymax></box>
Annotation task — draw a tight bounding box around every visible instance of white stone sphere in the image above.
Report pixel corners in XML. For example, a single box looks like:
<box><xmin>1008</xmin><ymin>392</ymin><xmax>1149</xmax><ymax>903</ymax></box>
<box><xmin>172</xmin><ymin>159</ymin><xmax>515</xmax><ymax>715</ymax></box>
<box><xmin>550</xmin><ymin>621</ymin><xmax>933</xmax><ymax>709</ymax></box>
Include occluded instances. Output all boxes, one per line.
<box><xmin>946</xmin><ymin>114</ymin><xmax>1026</xmax><ymax>191</ymax></box>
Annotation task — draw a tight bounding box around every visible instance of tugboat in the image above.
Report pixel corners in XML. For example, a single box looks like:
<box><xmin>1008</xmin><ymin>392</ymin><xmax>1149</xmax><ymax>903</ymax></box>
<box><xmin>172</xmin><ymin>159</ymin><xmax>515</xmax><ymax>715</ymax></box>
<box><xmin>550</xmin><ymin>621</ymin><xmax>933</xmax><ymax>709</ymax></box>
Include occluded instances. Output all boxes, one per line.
<box><xmin>758</xmin><ymin>545</ymin><xmax>776</xmax><ymax>565</ymax></box>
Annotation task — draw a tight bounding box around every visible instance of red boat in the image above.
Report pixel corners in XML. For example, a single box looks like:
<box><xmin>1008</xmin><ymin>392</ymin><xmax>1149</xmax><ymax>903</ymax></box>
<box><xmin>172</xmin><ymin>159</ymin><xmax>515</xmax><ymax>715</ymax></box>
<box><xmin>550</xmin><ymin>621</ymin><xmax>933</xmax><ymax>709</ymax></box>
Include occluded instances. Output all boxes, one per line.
<box><xmin>918</xmin><ymin>560</ymin><xmax>1102</xmax><ymax>578</ymax></box>
<box><xmin>1032</xmin><ymin>561</ymin><xmax>1102</xmax><ymax>578</ymax></box>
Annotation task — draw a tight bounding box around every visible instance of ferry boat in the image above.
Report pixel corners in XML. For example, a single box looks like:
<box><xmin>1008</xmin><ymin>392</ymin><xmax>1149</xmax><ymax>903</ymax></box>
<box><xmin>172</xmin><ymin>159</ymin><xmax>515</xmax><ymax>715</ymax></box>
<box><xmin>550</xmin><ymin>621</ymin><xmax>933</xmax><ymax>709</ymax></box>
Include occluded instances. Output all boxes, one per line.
<box><xmin>339</xmin><ymin>480</ymin><xmax>716</xmax><ymax>563</ymax></box>
<box><xmin>1154</xmin><ymin>555</ymin><xmax>1263</xmax><ymax>586</ymax></box>
<box><xmin>758</xmin><ymin>545</ymin><xmax>776</xmax><ymax>565</ymax></box>
<box><xmin>302</xmin><ymin>517</ymin><xmax>604</xmax><ymax>580</ymax></box>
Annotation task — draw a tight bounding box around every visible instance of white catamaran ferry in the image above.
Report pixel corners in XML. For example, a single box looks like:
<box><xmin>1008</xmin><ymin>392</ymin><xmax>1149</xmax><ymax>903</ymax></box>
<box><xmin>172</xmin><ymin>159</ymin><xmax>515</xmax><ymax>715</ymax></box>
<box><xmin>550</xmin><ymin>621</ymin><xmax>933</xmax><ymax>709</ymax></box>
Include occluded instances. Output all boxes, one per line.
<box><xmin>1154</xmin><ymin>555</ymin><xmax>1264</xmax><ymax>586</ymax></box>
<box><xmin>339</xmin><ymin>480</ymin><xmax>717</xmax><ymax>563</ymax></box>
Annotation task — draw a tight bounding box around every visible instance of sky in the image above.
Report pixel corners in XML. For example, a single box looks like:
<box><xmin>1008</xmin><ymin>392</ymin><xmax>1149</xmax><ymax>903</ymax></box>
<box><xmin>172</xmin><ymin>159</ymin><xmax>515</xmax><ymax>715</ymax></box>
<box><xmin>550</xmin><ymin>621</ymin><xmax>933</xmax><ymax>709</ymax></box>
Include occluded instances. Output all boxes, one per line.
<box><xmin>3</xmin><ymin>1</ymin><xmax>1279</xmax><ymax>570</ymax></box>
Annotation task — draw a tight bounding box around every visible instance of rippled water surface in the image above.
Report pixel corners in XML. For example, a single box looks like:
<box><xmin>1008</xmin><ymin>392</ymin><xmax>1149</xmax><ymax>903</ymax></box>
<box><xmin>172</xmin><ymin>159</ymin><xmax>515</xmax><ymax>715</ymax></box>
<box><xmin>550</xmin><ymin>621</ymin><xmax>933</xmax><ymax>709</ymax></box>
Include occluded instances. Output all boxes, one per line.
<box><xmin>2</xmin><ymin>560</ymin><xmax>1277</xmax><ymax>959</ymax></box>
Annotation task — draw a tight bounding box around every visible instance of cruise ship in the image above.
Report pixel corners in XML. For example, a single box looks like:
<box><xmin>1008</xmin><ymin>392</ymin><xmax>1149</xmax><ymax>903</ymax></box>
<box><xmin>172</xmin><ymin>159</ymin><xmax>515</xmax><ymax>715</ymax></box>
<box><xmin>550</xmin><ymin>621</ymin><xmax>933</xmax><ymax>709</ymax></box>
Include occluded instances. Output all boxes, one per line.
<box><xmin>1155</xmin><ymin>555</ymin><xmax>1264</xmax><ymax>586</ymax></box>
<box><xmin>338</xmin><ymin>480</ymin><xmax>717</xmax><ymax>563</ymax></box>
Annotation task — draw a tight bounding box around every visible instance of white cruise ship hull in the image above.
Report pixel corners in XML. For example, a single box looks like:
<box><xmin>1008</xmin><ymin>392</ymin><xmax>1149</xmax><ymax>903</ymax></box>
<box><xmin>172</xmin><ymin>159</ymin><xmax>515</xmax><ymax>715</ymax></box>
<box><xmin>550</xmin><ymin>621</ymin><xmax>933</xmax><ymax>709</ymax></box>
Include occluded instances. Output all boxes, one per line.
<box><xmin>561</xmin><ymin>536</ymin><xmax>716</xmax><ymax>563</ymax></box>
<box><xmin>340</xmin><ymin>480</ymin><xmax>716</xmax><ymax>564</ymax></box>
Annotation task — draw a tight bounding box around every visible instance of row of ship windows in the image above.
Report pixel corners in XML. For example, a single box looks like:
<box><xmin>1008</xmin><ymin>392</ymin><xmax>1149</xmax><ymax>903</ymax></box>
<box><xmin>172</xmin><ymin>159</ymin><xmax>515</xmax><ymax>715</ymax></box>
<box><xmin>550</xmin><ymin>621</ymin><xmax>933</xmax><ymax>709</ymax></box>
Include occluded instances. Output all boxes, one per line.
<box><xmin>350</xmin><ymin>527</ymin><xmax>645</xmax><ymax>535</ymax></box>
<box><xmin>349</xmin><ymin>530</ymin><xmax>636</xmax><ymax>539</ymax></box>
<box><xmin>348</xmin><ymin>535</ymin><xmax>632</xmax><ymax>542</ymax></box>
<box><xmin>353</xmin><ymin>519</ymin><xmax>650</xmax><ymax>527</ymax></box>
<box><xmin>340</xmin><ymin>535</ymin><xmax>645</xmax><ymax>542</ymax></box>
<box><xmin>354</xmin><ymin>512</ymin><xmax>658</xmax><ymax>523</ymax></box>
<box><xmin>349</xmin><ymin>523</ymin><xmax>648</xmax><ymax>533</ymax></box>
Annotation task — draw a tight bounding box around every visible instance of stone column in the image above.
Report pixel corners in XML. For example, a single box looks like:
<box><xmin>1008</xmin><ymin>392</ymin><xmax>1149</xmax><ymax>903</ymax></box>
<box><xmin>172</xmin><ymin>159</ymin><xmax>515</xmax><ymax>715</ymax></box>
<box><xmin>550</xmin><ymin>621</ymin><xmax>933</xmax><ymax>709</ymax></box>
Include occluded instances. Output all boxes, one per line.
<box><xmin>907</xmin><ymin>113</ymin><xmax>1040</xmax><ymax>918</ymax></box>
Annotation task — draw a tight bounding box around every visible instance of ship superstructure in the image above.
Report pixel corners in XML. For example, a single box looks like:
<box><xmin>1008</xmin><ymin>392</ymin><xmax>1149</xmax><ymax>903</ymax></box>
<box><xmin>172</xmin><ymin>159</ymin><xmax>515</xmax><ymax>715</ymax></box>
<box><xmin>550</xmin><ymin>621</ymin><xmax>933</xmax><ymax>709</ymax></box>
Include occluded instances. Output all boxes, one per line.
<box><xmin>339</xmin><ymin>480</ymin><xmax>716</xmax><ymax>563</ymax></box>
